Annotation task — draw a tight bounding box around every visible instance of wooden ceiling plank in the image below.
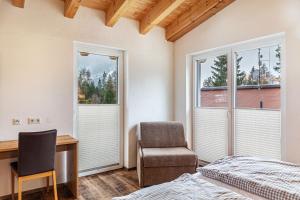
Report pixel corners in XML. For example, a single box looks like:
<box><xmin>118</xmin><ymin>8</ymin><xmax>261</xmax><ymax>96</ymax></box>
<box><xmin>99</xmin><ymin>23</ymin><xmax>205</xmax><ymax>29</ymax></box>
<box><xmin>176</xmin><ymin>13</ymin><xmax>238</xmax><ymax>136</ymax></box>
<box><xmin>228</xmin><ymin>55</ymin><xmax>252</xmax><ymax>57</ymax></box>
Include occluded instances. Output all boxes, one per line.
<box><xmin>106</xmin><ymin>0</ymin><xmax>134</xmax><ymax>27</ymax></box>
<box><xmin>166</xmin><ymin>0</ymin><xmax>234</xmax><ymax>42</ymax></box>
<box><xmin>11</xmin><ymin>0</ymin><xmax>25</xmax><ymax>8</ymax></box>
<box><xmin>65</xmin><ymin>0</ymin><xmax>82</xmax><ymax>18</ymax></box>
<box><xmin>140</xmin><ymin>0</ymin><xmax>186</xmax><ymax>34</ymax></box>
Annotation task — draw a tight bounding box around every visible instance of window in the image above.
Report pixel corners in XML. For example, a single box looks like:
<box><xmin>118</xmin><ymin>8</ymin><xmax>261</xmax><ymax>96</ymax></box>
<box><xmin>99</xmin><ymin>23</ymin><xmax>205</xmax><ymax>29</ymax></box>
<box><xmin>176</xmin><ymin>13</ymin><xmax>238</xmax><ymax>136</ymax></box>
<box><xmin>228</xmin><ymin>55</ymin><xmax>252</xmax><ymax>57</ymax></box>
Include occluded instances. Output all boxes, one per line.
<box><xmin>193</xmin><ymin>34</ymin><xmax>283</xmax><ymax>163</ymax></box>
<box><xmin>196</xmin><ymin>55</ymin><xmax>228</xmax><ymax>108</ymax></box>
<box><xmin>77</xmin><ymin>52</ymin><xmax>119</xmax><ymax>104</ymax></box>
<box><xmin>193</xmin><ymin>52</ymin><xmax>229</xmax><ymax>163</ymax></box>
<box><xmin>235</xmin><ymin>45</ymin><xmax>281</xmax><ymax>109</ymax></box>
<box><xmin>234</xmin><ymin>44</ymin><xmax>281</xmax><ymax>160</ymax></box>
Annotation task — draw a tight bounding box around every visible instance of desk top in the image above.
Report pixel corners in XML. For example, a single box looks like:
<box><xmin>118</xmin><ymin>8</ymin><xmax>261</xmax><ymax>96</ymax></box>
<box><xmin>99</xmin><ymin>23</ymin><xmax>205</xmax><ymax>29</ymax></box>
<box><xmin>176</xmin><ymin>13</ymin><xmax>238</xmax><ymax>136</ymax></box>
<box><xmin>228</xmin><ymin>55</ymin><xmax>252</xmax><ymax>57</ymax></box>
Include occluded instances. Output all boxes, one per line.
<box><xmin>0</xmin><ymin>135</ymin><xmax>78</xmax><ymax>153</ymax></box>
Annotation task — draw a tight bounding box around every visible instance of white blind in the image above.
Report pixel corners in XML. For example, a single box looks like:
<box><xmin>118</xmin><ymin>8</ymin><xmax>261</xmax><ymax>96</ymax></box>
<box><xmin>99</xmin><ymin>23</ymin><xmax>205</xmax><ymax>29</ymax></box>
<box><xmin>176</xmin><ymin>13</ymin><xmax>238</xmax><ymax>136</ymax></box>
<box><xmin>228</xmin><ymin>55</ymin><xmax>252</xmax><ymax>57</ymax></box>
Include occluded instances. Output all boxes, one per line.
<box><xmin>235</xmin><ymin>109</ymin><xmax>281</xmax><ymax>160</ymax></box>
<box><xmin>193</xmin><ymin>108</ymin><xmax>228</xmax><ymax>162</ymax></box>
<box><xmin>78</xmin><ymin>105</ymin><xmax>120</xmax><ymax>172</ymax></box>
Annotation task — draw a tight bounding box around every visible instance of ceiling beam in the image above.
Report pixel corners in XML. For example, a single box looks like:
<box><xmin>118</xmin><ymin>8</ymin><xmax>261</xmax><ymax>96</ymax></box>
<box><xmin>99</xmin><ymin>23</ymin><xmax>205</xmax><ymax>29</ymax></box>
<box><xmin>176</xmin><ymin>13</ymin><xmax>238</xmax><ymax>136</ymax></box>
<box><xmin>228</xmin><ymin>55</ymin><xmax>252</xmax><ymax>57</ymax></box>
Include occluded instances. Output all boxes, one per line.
<box><xmin>106</xmin><ymin>0</ymin><xmax>133</xmax><ymax>27</ymax></box>
<box><xmin>64</xmin><ymin>0</ymin><xmax>82</xmax><ymax>18</ymax></box>
<box><xmin>140</xmin><ymin>0</ymin><xmax>186</xmax><ymax>35</ymax></box>
<box><xmin>166</xmin><ymin>0</ymin><xmax>234</xmax><ymax>42</ymax></box>
<box><xmin>11</xmin><ymin>0</ymin><xmax>25</xmax><ymax>8</ymax></box>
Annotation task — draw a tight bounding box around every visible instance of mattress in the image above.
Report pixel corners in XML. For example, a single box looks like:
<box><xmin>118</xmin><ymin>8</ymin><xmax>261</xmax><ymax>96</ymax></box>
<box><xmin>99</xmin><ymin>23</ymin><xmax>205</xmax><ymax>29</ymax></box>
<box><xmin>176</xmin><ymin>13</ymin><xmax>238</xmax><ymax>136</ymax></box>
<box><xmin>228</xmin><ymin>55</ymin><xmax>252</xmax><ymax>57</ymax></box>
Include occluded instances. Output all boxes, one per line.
<box><xmin>199</xmin><ymin>173</ymin><xmax>267</xmax><ymax>200</ymax></box>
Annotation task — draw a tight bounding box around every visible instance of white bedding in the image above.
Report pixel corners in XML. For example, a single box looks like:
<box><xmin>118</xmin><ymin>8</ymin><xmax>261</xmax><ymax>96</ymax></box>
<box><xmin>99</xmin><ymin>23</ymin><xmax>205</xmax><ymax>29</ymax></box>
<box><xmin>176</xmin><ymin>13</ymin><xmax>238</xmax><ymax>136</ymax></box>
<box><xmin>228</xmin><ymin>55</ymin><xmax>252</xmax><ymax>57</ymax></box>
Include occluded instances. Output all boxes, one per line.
<box><xmin>200</xmin><ymin>156</ymin><xmax>300</xmax><ymax>200</ymax></box>
<box><xmin>200</xmin><ymin>174</ymin><xmax>267</xmax><ymax>200</ymax></box>
<box><xmin>113</xmin><ymin>173</ymin><xmax>252</xmax><ymax>200</ymax></box>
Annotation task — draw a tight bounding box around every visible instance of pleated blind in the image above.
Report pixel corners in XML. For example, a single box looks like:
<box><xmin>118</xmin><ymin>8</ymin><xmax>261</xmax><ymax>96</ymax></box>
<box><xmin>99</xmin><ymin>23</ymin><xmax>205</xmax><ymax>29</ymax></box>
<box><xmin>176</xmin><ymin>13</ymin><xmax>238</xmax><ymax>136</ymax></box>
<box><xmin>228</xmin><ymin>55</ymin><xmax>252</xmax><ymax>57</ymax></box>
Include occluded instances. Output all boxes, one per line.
<box><xmin>78</xmin><ymin>105</ymin><xmax>120</xmax><ymax>172</ymax></box>
<box><xmin>193</xmin><ymin>108</ymin><xmax>228</xmax><ymax>162</ymax></box>
<box><xmin>235</xmin><ymin>109</ymin><xmax>281</xmax><ymax>160</ymax></box>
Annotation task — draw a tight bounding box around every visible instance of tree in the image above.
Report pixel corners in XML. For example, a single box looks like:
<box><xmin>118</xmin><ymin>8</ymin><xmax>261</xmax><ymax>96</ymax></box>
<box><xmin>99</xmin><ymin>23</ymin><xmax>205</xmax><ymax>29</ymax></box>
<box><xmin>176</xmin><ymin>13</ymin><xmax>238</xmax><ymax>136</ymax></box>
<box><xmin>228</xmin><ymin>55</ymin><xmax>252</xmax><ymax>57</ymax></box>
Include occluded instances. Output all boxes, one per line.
<box><xmin>243</xmin><ymin>48</ymin><xmax>271</xmax><ymax>85</ymax></box>
<box><xmin>78</xmin><ymin>68</ymin><xmax>93</xmax><ymax>103</ymax></box>
<box><xmin>104</xmin><ymin>74</ymin><xmax>117</xmax><ymax>103</ymax></box>
<box><xmin>236</xmin><ymin>53</ymin><xmax>246</xmax><ymax>86</ymax></box>
<box><xmin>210</xmin><ymin>55</ymin><xmax>227</xmax><ymax>86</ymax></box>
<box><xmin>112</xmin><ymin>71</ymin><xmax>118</xmax><ymax>95</ymax></box>
<box><xmin>274</xmin><ymin>45</ymin><xmax>281</xmax><ymax>73</ymax></box>
<box><xmin>203</xmin><ymin>77</ymin><xmax>213</xmax><ymax>87</ymax></box>
<box><xmin>246</xmin><ymin>66</ymin><xmax>259</xmax><ymax>85</ymax></box>
<box><xmin>78</xmin><ymin>68</ymin><xmax>118</xmax><ymax>104</ymax></box>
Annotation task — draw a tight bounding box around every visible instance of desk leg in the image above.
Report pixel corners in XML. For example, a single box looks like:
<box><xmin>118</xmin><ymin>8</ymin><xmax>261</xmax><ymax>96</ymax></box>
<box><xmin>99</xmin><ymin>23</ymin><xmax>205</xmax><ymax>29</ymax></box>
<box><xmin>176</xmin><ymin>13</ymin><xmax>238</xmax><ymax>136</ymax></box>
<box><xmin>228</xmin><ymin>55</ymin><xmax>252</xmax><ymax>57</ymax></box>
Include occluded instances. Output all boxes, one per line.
<box><xmin>67</xmin><ymin>143</ymin><xmax>78</xmax><ymax>199</ymax></box>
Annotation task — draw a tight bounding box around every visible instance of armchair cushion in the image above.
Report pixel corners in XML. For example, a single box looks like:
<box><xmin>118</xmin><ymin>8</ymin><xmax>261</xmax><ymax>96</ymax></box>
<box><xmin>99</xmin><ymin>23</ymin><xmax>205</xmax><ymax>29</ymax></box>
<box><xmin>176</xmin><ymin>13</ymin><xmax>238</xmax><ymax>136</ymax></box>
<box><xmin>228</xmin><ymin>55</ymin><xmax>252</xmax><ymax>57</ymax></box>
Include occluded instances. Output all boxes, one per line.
<box><xmin>142</xmin><ymin>147</ymin><xmax>198</xmax><ymax>168</ymax></box>
<box><xmin>139</xmin><ymin>122</ymin><xmax>187</xmax><ymax>148</ymax></box>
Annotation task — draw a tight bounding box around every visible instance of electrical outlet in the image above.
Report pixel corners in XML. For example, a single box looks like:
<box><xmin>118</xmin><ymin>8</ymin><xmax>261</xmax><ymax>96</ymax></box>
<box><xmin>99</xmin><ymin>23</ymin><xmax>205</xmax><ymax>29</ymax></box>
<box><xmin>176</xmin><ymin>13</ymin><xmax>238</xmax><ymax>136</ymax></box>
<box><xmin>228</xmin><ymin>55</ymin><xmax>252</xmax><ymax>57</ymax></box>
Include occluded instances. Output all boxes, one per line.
<box><xmin>12</xmin><ymin>119</ymin><xmax>21</xmax><ymax>125</ymax></box>
<box><xmin>28</xmin><ymin>118</ymin><xmax>40</xmax><ymax>125</ymax></box>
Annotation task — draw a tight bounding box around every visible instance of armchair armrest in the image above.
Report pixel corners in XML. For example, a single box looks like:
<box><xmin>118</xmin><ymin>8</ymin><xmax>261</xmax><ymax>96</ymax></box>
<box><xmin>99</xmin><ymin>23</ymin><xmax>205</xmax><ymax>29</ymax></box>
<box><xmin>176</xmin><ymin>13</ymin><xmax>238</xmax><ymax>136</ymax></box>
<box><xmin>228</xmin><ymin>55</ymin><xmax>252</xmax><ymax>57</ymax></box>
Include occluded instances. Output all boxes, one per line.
<box><xmin>137</xmin><ymin>141</ymin><xmax>144</xmax><ymax>187</ymax></box>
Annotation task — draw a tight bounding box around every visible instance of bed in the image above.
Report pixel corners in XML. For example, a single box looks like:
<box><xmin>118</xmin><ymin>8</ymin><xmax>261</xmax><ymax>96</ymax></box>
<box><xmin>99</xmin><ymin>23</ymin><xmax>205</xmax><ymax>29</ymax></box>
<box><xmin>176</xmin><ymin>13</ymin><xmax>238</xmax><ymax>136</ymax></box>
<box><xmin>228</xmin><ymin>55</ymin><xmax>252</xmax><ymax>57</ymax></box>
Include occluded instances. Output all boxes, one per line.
<box><xmin>113</xmin><ymin>156</ymin><xmax>300</xmax><ymax>200</ymax></box>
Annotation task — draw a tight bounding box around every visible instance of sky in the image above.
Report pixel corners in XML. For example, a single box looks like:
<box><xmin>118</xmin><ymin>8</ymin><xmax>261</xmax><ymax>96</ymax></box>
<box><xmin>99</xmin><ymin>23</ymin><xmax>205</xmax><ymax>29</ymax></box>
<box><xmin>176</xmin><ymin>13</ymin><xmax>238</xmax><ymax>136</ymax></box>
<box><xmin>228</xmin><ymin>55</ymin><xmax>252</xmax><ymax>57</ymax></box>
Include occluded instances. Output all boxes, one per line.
<box><xmin>200</xmin><ymin>45</ymin><xmax>281</xmax><ymax>87</ymax></box>
<box><xmin>77</xmin><ymin>51</ymin><xmax>118</xmax><ymax>84</ymax></box>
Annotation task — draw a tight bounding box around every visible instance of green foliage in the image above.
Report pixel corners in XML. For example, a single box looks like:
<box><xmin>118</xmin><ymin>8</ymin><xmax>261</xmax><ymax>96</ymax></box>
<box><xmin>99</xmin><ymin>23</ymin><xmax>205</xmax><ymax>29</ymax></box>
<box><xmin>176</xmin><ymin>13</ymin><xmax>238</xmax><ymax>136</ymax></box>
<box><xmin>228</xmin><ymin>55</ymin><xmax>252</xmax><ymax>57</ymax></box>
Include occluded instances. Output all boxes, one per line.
<box><xmin>274</xmin><ymin>45</ymin><xmax>281</xmax><ymax>73</ymax></box>
<box><xmin>203</xmin><ymin>46</ymin><xmax>280</xmax><ymax>88</ymax></box>
<box><xmin>203</xmin><ymin>77</ymin><xmax>213</xmax><ymax>87</ymax></box>
<box><xmin>203</xmin><ymin>55</ymin><xmax>246</xmax><ymax>87</ymax></box>
<box><xmin>210</xmin><ymin>55</ymin><xmax>228</xmax><ymax>87</ymax></box>
<box><xmin>78</xmin><ymin>68</ymin><xmax>118</xmax><ymax>104</ymax></box>
<box><xmin>236</xmin><ymin>54</ymin><xmax>246</xmax><ymax>86</ymax></box>
<box><xmin>243</xmin><ymin>48</ymin><xmax>272</xmax><ymax>85</ymax></box>
<box><xmin>245</xmin><ymin>66</ymin><xmax>259</xmax><ymax>85</ymax></box>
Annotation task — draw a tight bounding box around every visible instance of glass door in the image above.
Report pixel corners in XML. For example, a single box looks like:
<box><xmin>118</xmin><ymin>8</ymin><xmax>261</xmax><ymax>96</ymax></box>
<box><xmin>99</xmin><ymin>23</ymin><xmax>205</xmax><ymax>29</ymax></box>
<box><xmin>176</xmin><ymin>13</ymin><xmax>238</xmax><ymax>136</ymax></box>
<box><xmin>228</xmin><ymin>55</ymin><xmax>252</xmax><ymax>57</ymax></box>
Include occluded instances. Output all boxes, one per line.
<box><xmin>192</xmin><ymin>35</ymin><xmax>283</xmax><ymax>163</ymax></box>
<box><xmin>193</xmin><ymin>51</ymin><xmax>231</xmax><ymax>163</ymax></box>
<box><xmin>233</xmin><ymin>44</ymin><xmax>282</xmax><ymax>160</ymax></box>
<box><xmin>74</xmin><ymin>43</ymin><xmax>124</xmax><ymax>176</ymax></box>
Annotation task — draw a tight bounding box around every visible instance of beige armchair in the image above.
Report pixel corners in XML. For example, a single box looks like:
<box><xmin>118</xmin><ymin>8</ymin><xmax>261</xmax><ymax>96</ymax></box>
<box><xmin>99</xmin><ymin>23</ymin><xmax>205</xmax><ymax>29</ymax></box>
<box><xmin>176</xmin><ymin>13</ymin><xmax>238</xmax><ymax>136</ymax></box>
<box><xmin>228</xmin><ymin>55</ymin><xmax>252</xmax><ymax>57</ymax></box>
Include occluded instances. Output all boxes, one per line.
<box><xmin>137</xmin><ymin>122</ymin><xmax>198</xmax><ymax>187</ymax></box>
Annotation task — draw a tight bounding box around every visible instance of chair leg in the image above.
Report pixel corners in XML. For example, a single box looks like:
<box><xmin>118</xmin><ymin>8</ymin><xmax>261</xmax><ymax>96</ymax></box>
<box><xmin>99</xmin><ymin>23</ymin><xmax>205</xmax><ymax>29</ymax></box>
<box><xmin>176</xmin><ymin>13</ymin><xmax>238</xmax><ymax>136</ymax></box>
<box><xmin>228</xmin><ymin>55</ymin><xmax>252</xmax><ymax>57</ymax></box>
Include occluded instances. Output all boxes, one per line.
<box><xmin>52</xmin><ymin>171</ymin><xmax>58</xmax><ymax>200</ymax></box>
<box><xmin>17</xmin><ymin>178</ymin><xmax>22</xmax><ymax>200</ymax></box>
<box><xmin>11</xmin><ymin>169</ymin><xmax>15</xmax><ymax>200</ymax></box>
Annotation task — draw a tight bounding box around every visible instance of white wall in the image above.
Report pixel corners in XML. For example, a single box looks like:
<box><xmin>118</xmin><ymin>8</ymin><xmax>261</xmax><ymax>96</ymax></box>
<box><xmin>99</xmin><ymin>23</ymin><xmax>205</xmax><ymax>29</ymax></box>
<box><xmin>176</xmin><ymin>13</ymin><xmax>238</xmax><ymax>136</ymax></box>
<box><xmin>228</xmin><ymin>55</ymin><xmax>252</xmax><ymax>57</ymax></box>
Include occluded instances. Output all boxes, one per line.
<box><xmin>174</xmin><ymin>0</ymin><xmax>300</xmax><ymax>164</ymax></box>
<box><xmin>0</xmin><ymin>0</ymin><xmax>173</xmax><ymax>196</ymax></box>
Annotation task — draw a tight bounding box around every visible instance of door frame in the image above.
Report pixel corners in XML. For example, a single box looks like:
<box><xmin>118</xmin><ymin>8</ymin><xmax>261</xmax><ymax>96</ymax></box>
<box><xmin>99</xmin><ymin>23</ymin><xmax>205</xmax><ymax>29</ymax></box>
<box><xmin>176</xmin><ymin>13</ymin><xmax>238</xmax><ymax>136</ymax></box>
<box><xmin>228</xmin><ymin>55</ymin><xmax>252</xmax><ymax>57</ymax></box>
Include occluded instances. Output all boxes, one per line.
<box><xmin>73</xmin><ymin>41</ymin><xmax>127</xmax><ymax>176</ymax></box>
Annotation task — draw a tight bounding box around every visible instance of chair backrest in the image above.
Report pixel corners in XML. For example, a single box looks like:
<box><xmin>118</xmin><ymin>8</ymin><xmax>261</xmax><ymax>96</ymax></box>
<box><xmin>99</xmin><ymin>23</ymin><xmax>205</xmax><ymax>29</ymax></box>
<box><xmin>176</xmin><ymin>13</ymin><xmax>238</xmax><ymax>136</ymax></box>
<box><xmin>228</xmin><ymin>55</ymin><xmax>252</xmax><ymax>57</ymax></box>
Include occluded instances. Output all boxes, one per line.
<box><xmin>139</xmin><ymin>122</ymin><xmax>187</xmax><ymax>148</ymax></box>
<box><xmin>18</xmin><ymin>129</ymin><xmax>57</xmax><ymax>176</ymax></box>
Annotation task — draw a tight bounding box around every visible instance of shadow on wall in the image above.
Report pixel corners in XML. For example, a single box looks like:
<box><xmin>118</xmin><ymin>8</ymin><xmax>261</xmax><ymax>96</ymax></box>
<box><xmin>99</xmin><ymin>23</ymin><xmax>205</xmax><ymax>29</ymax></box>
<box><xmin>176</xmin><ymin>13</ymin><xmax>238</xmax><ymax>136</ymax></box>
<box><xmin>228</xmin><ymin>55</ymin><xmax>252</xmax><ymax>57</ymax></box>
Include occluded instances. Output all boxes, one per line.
<box><xmin>128</xmin><ymin>125</ymin><xmax>138</xmax><ymax>168</ymax></box>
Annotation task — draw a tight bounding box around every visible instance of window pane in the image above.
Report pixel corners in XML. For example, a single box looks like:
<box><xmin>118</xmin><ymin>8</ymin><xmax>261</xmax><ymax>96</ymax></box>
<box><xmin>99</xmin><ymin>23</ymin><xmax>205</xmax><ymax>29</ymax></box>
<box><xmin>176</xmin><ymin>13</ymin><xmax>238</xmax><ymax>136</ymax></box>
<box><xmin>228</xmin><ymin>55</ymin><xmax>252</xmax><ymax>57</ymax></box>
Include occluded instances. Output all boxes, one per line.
<box><xmin>197</xmin><ymin>54</ymin><xmax>228</xmax><ymax>108</ymax></box>
<box><xmin>234</xmin><ymin>44</ymin><xmax>282</xmax><ymax>160</ymax></box>
<box><xmin>235</xmin><ymin>45</ymin><xmax>281</xmax><ymax>109</ymax></box>
<box><xmin>77</xmin><ymin>52</ymin><xmax>118</xmax><ymax>104</ymax></box>
<box><xmin>194</xmin><ymin>54</ymin><xmax>229</xmax><ymax>162</ymax></box>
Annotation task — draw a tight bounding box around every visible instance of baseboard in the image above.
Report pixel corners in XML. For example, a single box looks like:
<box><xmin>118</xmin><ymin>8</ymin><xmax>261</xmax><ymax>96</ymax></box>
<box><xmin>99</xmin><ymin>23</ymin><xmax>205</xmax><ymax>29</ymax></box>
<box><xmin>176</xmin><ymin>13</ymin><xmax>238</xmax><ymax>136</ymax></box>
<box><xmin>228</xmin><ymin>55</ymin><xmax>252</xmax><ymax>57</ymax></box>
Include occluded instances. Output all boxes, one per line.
<box><xmin>0</xmin><ymin>183</ymin><xmax>68</xmax><ymax>200</ymax></box>
<box><xmin>124</xmin><ymin>166</ymin><xmax>137</xmax><ymax>171</ymax></box>
<box><xmin>198</xmin><ymin>159</ymin><xmax>209</xmax><ymax>167</ymax></box>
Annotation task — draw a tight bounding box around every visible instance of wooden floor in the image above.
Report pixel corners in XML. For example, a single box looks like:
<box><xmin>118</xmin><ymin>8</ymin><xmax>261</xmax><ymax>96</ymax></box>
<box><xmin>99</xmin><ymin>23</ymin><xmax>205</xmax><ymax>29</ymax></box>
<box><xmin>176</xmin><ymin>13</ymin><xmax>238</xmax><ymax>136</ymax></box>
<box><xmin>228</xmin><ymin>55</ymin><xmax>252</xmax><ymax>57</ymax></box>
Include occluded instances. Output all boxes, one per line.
<box><xmin>4</xmin><ymin>169</ymin><xmax>139</xmax><ymax>200</ymax></box>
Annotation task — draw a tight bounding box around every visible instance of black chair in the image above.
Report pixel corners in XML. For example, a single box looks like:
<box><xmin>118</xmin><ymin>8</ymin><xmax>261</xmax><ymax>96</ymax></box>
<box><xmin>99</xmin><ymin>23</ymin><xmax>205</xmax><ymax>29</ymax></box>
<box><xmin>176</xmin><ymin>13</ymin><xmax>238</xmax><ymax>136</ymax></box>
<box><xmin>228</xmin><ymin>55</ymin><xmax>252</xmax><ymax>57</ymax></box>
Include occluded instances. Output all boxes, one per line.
<box><xmin>11</xmin><ymin>130</ymin><xmax>58</xmax><ymax>200</ymax></box>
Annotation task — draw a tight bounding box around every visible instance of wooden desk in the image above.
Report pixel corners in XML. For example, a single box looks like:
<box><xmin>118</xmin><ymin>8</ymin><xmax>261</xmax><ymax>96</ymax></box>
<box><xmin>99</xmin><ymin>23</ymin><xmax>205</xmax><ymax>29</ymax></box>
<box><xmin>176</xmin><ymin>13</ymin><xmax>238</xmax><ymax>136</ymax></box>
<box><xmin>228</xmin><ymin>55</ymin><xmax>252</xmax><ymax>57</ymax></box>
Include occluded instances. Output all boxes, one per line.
<box><xmin>0</xmin><ymin>135</ymin><xmax>79</xmax><ymax>199</ymax></box>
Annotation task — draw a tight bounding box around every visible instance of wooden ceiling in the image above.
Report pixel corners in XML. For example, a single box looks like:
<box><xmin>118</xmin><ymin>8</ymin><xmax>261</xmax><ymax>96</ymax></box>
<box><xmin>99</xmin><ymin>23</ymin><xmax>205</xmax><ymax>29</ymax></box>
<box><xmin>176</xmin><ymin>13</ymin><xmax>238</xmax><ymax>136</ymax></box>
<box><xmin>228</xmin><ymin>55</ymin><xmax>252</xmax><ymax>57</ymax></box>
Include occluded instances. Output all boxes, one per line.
<box><xmin>11</xmin><ymin>0</ymin><xmax>234</xmax><ymax>42</ymax></box>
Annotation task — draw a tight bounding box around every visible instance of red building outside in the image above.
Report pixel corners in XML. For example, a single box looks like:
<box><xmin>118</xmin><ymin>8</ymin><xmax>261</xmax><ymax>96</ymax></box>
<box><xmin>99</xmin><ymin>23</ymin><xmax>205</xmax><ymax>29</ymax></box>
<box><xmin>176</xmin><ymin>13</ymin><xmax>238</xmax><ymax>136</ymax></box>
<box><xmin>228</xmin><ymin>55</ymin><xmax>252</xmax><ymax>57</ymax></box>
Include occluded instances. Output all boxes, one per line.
<box><xmin>200</xmin><ymin>85</ymin><xmax>280</xmax><ymax>109</ymax></box>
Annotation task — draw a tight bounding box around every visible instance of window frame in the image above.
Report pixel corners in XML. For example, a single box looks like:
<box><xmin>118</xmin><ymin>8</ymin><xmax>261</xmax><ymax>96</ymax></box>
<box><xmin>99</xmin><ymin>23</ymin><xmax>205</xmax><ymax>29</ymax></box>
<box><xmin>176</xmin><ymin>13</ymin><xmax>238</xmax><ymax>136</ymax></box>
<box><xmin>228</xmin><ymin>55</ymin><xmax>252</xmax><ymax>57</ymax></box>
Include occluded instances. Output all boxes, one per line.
<box><xmin>191</xmin><ymin>33</ymin><xmax>285</xmax><ymax>161</ymax></box>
